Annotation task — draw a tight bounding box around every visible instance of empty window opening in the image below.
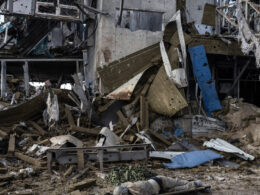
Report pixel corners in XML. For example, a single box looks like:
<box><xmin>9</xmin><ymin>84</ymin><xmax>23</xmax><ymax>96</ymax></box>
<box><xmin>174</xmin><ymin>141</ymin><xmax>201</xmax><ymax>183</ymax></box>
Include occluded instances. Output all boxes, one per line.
<box><xmin>116</xmin><ymin>9</ymin><xmax>163</xmax><ymax>32</ymax></box>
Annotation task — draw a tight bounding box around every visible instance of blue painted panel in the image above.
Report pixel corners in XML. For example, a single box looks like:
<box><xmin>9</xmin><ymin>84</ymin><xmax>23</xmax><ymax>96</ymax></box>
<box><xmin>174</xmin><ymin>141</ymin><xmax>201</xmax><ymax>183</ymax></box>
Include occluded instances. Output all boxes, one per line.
<box><xmin>189</xmin><ymin>45</ymin><xmax>212</xmax><ymax>82</ymax></box>
<box><xmin>164</xmin><ymin>150</ymin><xmax>223</xmax><ymax>169</ymax></box>
<box><xmin>189</xmin><ymin>45</ymin><xmax>222</xmax><ymax>114</ymax></box>
<box><xmin>199</xmin><ymin>81</ymin><xmax>222</xmax><ymax>113</ymax></box>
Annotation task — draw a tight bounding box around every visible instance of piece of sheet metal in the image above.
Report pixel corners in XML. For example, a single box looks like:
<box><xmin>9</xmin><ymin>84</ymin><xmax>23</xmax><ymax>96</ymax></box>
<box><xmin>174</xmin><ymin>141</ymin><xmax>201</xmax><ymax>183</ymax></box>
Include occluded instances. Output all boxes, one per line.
<box><xmin>149</xmin><ymin>151</ymin><xmax>184</xmax><ymax>160</ymax></box>
<box><xmin>189</xmin><ymin>45</ymin><xmax>222</xmax><ymax>115</ymax></box>
<box><xmin>203</xmin><ymin>138</ymin><xmax>255</xmax><ymax>161</ymax></box>
<box><xmin>57</xmin><ymin>150</ymin><xmax>147</xmax><ymax>165</ymax></box>
<box><xmin>160</xmin><ymin>41</ymin><xmax>188</xmax><ymax>88</ymax></box>
<box><xmin>106</xmin><ymin>71</ymin><xmax>145</xmax><ymax>100</ymax></box>
<box><xmin>47</xmin><ymin>144</ymin><xmax>149</xmax><ymax>172</ymax></box>
<box><xmin>192</xmin><ymin>115</ymin><xmax>226</xmax><ymax>134</ymax></box>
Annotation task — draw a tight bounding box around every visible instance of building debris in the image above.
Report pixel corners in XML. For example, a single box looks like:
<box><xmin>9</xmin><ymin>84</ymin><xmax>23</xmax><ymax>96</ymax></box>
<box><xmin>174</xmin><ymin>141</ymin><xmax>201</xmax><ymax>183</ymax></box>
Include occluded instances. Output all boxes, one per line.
<box><xmin>0</xmin><ymin>0</ymin><xmax>259</xmax><ymax>194</ymax></box>
<box><xmin>163</xmin><ymin>150</ymin><xmax>223</xmax><ymax>169</ymax></box>
<box><xmin>203</xmin><ymin>138</ymin><xmax>255</xmax><ymax>161</ymax></box>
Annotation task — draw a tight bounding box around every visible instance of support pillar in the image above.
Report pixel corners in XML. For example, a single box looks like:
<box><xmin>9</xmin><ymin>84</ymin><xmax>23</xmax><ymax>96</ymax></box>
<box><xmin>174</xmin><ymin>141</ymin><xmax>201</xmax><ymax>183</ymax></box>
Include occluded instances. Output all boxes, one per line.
<box><xmin>23</xmin><ymin>61</ymin><xmax>29</xmax><ymax>97</ymax></box>
<box><xmin>83</xmin><ymin>50</ymin><xmax>88</xmax><ymax>88</ymax></box>
<box><xmin>1</xmin><ymin>60</ymin><xmax>6</xmax><ymax>99</ymax></box>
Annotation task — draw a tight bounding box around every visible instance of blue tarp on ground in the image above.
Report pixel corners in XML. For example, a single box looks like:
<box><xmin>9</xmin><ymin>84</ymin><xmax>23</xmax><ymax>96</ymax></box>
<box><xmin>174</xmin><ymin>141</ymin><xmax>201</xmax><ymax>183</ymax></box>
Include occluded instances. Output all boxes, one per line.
<box><xmin>189</xmin><ymin>45</ymin><xmax>222</xmax><ymax>115</ymax></box>
<box><xmin>163</xmin><ymin>150</ymin><xmax>223</xmax><ymax>169</ymax></box>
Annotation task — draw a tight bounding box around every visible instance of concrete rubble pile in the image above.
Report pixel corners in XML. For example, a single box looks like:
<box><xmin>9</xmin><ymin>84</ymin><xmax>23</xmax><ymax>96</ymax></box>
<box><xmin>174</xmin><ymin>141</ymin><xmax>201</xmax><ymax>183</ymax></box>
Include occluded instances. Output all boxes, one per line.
<box><xmin>0</xmin><ymin>0</ymin><xmax>260</xmax><ymax>195</ymax></box>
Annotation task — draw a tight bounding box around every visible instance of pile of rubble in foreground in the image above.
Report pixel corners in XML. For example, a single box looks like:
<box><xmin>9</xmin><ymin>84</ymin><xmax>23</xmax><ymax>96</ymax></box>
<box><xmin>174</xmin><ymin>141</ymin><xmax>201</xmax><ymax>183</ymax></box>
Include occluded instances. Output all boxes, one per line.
<box><xmin>0</xmin><ymin>67</ymin><xmax>259</xmax><ymax>195</ymax></box>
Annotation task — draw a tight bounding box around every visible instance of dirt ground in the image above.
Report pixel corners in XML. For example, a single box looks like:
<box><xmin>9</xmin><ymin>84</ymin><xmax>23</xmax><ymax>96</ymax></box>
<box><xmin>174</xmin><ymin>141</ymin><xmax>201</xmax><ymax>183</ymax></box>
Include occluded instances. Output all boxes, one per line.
<box><xmin>1</xmin><ymin>157</ymin><xmax>259</xmax><ymax>195</ymax></box>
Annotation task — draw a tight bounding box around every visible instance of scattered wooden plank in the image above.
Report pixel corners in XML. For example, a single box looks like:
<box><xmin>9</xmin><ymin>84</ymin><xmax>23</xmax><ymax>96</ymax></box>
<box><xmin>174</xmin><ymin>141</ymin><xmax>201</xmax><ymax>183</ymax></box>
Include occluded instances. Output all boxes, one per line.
<box><xmin>68</xmin><ymin>126</ymin><xmax>100</xmax><ymax>136</ymax></box>
<box><xmin>14</xmin><ymin>152</ymin><xmax>42</xmax><ymax>167</ymax></box>
<box><xmin>64</xmin><ymin>165</ymin><xmax>75</xmax><ymax>178</ymax></box>
<box><xmin>28</xmin><ymin>121</ymin><xmax>47</xmax><ymax>136</ymax></box>
<box><xmin>65</xmin><ymin>107</ymin><xmax>76</xmax><ymax>127</ymax></box>
<box><xmin>72</xmin><ymin>168</ymin><xmax>89</xmax><ymax>181</ymax></box>
<box><xmin>140</xmin><ymin>96</ymin><xmax>149</xmax><ymax>130</ymax></box>
<box><xmin>69</xmin><ymin>179</ymin><xmax>96</xmax><ymax>192</ymax></box>
<box><xmin>116</xmin><ymin>110</ymin><xmax>129</xmax><ymax>127</ymax></box>
<box><xmin>0</xmin><ymin>129</ymin><xmax>8</xmax><ymax>138</ymax></box>
<box><xmin>77</xmin><ymin>150</ymin><xmax>85</xmax><ymax>170</ymax></box>
<box><xmin>147</xmin><ymin>129</ymin><xmax>171</xmax><ymax>146</ymax></box>
<box><xmin>0</xmin><ymin>174</ymin><xmax>14</xmax><ymax>182</ymax></box>
<box><xmin>8</xmin><ymin>134</ymin><xmax>15</xmax><ymax>155</ymax></box>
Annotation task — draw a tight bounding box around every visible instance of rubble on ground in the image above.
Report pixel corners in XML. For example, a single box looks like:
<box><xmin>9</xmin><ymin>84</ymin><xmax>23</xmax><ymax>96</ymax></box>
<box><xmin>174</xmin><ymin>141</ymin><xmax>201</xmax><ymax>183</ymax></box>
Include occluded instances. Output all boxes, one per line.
<box><xmin>0</xmin><ymin>0</ymin><xmax>260</xmax><ymax>194</ymax></box>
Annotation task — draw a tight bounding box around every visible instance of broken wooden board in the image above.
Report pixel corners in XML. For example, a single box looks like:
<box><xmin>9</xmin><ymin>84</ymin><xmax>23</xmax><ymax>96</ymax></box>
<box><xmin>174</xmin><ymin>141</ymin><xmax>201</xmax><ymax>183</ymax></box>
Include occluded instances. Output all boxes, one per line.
<box><xmin>65</xmin><ymin>107</ymin><xmax>76</xmax><ymax>127</ymax></box>
<box><xmin>0</xmin><ymin>129</ymin><xmax>8</xmax><ymax>138</ymax></box>
<box><xmin>147</xmin><ymin>67</ymin><xmax>188</xmax><ymax>117</ymax></box>
<box><xmin>147</xmin><ymin>129</ymin><xmax>171</xmax><ymax>146</ymax></box>
<box><xmin>28</xmin><ymin>121</ymin><xmax>47</xmax><ymax>136</ymax></box>
<box><xmin>140</xmin><ymin>96</ymin><xmax>149</xmax><ymax>130</ymax></box>
<box><xmin>69</xmin><ymin>179</ymin><xmax>96</xmax><ymax>191</ymax></box>
<box><xmin>98</xmin><ymin>43</ymin><xmax>161</xmax><ymax>93</ymax></box>
<box><xmin>0</xmin><ymin>94</ymin><xmax>45</xmax><ymax>125</ymax></box>
<box><xmin>8</xmin><ymin>134</ymin><xmax>15</xmax><ymax>155</ymax></box>
<box><xmin>14</xmin><ymin>152</ymin><xmax>42</xmax><ymax>167</ymax></box>
<box><xmin>116</xmin><ymin>110</ymin><xmax>129</xmax><ymax>128</ymax></box>
<box><xmin>202</xmin><ymin>3</ymin><xmax>216</xmax><ymax>26</ymax></box>
<box><xmin>68</xmin><ymin>126</ymin><xmax>100</xmax><ymax>136</ymax></box>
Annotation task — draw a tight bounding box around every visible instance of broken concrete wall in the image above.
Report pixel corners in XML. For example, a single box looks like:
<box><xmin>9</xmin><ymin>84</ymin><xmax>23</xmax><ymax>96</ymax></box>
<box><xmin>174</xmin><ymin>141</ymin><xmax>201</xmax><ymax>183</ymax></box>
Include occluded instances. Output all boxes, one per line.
<box><xmin>185</xmin><ymin>0</ymin><xmax>216</xmax><ymax>24</ymax></box>
<box><xmin>93</xmin><ymin>0</ymin><xmax>176</xmax><ymax>87</ymax></box>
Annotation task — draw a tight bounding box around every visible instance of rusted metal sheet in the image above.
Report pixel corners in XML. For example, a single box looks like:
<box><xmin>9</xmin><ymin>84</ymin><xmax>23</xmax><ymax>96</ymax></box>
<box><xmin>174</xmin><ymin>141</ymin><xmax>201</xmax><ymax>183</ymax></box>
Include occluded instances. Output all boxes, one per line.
<box><xmin>147</xmin><ymin>67</ymin><xmax>188</xmax><ymax>117</ymax></box>
<box><xmin>188</xmin><ymin>35</ymin><xmax>244</xmax><ymax>56</ymax></box>
<box><xmin>106</xmin><ymin>71</ymin><xmax>145</xmax><ymax>100</ymax></box>
<box><xmin>0</xmin><ymin>94</ymin><xmax>45</xmax><ymax>125</ymax></box>
<box><xmin>97</xmin><ymin>43</ymin><xmax>161</xmax><ymax>94</ymax></box>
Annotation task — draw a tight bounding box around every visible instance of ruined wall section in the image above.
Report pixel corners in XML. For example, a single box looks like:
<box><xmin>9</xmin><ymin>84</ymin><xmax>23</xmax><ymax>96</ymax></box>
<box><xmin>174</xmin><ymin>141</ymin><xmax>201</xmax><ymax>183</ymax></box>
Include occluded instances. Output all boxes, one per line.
<box><xmin>185</xmin><ymin>0</ymin><xmax>215</xmax><ymax>24</ymax></box>
<box><xmin>94</xmin><ymin>0</ymin><xmax>176</xmax><ymax>71</ymax></box>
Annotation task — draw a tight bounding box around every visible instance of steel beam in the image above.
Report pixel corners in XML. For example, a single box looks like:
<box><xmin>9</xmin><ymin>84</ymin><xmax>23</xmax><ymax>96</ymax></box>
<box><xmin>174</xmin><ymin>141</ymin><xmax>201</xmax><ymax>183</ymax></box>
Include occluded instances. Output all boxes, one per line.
<box><xmin>47</xmin><ymin>144</ymin><xmax>149</xmax><ymax>172</ymax></box>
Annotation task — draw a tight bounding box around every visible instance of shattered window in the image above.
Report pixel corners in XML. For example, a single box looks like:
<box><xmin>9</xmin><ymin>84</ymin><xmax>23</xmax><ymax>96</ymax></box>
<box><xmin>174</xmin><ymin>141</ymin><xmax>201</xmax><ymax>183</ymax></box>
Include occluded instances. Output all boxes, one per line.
<box><xmin>116</xmin><ymin>10</ymin><xmax>163</xmax><ymax>32</ymax></box>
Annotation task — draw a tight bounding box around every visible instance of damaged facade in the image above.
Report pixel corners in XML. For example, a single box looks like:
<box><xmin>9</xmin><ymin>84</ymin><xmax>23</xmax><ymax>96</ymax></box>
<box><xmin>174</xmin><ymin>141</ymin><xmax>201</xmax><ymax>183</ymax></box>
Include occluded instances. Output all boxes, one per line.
<box><xmin>0</xmin><ymin>0</ymin><xmax>260</xmax><ymax>194</ymax></box>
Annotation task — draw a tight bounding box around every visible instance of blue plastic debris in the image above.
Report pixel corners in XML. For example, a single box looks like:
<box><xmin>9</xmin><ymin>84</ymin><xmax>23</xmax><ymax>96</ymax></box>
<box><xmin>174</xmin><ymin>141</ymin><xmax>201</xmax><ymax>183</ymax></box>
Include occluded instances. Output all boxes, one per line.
<box><xmin>189</xmin><ymin>45</ymin><xmax>222</xmax><ymax>115</ymax></box>
<box><xmin>174</xmin><ymin>124</ymin><xmax>184</xmax><ymax>139</ymax></box>
<box><xmin>163</xmin><ymin>149</ymin><xmax>223</xmax><ymax>169</ymax></box>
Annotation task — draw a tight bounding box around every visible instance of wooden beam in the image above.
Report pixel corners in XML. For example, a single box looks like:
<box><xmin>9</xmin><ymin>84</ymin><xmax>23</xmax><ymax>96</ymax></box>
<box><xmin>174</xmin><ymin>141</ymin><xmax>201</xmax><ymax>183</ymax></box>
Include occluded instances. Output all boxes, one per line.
<box><xmin>140</xmin><ymin>96</ymin><xmax>149</xmax><ymax>130</ymax></box>
<box><xmin>28</xmin><ymin>121</ymin><xmax>47</xmax><ymax>136</ymax></box>
<box><xmin>8</xmin><ymin>134</ymin><xmax>15</xmax><ymax>155</ymax></box>
<box><xmin>147</xmin><ymin>129</ymin><xmax>171</xmax><ymax>146</ymax></box>
<box><xmin>65</xmin><ymin>107</ymin><xmax>76</xmax><ymax>127</ymax></box>
<box><xmin>68</xmin><ymin>126</ymin><xmax>100</xmax><ymax>135</ymax></box>
<box><xmin>116</xmin><ymin>110</ymin><xmax>129</xmax><ymax>127</ymax></box>
<box><xmin>15</xmin><ymin>152</ymin><xmax>42</xmax><ymax>167</ymax></box>
<box><xmin>216</xmin><ymin>9</ymin><xmax>238</xmax><ymax>28</ymax></box>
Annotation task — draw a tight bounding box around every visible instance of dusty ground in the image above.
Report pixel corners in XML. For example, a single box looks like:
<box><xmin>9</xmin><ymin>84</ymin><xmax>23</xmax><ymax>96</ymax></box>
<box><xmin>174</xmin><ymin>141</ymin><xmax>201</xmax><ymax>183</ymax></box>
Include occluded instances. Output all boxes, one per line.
<box><xmin>1</xmin><ymin>158</ymin><xmax>259</xmax><ymax>195</ymax></box>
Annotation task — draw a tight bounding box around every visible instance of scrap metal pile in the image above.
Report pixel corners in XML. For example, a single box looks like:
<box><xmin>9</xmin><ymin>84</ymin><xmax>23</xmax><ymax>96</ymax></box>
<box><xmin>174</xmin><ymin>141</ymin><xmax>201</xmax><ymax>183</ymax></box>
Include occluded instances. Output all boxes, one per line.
<box><xmin>0</xmin><ymin>1</ymin><xmax>260</xmax><ymax>195</ymax></box>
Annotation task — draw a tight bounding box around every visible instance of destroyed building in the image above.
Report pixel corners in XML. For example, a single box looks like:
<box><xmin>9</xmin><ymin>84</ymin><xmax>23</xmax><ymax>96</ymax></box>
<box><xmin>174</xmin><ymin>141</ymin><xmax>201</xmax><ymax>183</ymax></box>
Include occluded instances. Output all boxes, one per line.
<box><xmin>0</xmin><ymin>0</ymin><xmax>260</xmax><ymax>194</ymax></box>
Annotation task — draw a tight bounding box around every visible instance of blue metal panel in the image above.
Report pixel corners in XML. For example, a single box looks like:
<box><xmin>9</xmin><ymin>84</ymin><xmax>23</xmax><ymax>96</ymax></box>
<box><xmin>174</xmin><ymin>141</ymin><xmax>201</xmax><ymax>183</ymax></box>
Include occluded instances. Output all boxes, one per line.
<box><xmin>189</xmin><ymin>45</ymin><xmax>222</xmax><ymax>114</ymax></box>
<box><xmin>164</xmin><ymin>150</ymin><xmax>223</xmax><ymax>169</ymax></box>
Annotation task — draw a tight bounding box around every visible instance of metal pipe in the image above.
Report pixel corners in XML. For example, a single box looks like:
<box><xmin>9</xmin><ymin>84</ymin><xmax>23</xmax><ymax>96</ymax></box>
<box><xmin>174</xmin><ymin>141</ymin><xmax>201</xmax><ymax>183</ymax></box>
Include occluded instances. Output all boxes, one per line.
<box><xmin>117</xmin><ymin>0</ymin><xmax>124</xmax><ymax>26</ymax></box>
